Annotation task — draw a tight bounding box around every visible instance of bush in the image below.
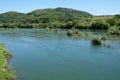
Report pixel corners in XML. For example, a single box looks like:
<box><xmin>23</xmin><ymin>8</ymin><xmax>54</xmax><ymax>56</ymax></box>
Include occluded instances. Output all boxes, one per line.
<box><xmin>106</xmin><ymin>18</ymin><xmax>117</xmax><ymax>26</ymax></box>
<box><xmin>91</xmin><ymin>21</ymin><xmax>110</xmax><ymax>30</ymax></box>
<box><xmin>101</xmin><ymin>35</ymin><xmax>108</xmax><ymax>40</ymax></box>
<box><xmin>67</xmin><ymin>29</ymin><xmax>73</xmax><ymax>36</ymax></box>
<box><xmin>108</xmin><ymin>27</ymin><xmax>120</xmax><ymax>35</ymax></box>
<box><xmin>67</xmin><ymin>28</ymin><xmax>82</xmax><ymax>37</ymax></box>
<box><xmin>91</xmin><ymin>37</ymin><xmax>102</xmax><ymax>45</ymax></box>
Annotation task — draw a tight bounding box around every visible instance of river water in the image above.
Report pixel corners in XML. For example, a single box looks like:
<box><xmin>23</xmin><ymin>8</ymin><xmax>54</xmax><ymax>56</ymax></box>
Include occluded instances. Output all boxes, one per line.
<box><xmin>0</xmin><ymin>29</ymin><xmax>120</xmax><ymax>80</ymax></box>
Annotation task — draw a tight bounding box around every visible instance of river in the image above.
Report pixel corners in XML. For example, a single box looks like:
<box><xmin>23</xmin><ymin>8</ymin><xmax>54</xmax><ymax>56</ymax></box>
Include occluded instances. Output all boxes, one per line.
<box><xmin>0</xmin><ymin>29</ymin><xmax>120</xmax><ymax>80</ymax></box>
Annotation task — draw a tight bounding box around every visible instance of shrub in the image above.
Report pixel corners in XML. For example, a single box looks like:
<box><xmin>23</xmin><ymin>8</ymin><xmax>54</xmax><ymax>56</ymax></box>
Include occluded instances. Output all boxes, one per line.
<box><xmin>108</xmin><ymin>27</ymin><xmax>120</xmax><ymax>35</ymax></box>
<box><xmin>101</xmin><ymin>35</ymin><xmax>108</xmax><ymax>40</ymax></box>
<box><xmin>54</xmin><ymin>28</ymin><xmax>59</xmax><ymax>32</ymax></box>
<box><xmin>67</xmin><ymin>29</ymin><xmax>73</xmax><ymax>36</ymax></box>
<box><xmin>67</xmin><ymin>28</ymin><xmax>82</xmax><ymax>37</ymax></box>
<box><xmin>91</xmin><ymin>37</ymin><xmax>102</xmax><ymax>45</ymax></box>
<box><xmin>106</xmin><ymin>18</ymin><xmax>117</xmax><ymax>26</ymax></box>
<box><xmin>91</xmin><ymin>21</ymin><xmax>110</xmax><ymax>30</ymax></box>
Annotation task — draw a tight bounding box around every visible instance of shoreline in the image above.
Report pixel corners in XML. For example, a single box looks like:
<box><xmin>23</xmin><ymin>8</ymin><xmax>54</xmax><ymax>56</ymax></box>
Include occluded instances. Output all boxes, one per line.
<box><xmin>0</xmin><ymin>43</ymin><xmax>16</xmax><ymax>80</ymax></box>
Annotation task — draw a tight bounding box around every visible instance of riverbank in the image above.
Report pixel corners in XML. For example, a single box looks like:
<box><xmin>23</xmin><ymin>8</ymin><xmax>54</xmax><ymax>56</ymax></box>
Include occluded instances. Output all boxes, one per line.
<box><xmin>0</xmin><ymin>43</ymin><xmax>16</xmax><ymax>80</ymax></box>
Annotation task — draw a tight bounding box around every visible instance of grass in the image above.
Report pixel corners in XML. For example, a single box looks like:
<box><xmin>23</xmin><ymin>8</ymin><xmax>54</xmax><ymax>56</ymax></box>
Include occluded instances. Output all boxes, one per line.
<box><xmin>0</xmin><ymin>43</ymin><xmax>16</xmax><ymax>80</ymax></box>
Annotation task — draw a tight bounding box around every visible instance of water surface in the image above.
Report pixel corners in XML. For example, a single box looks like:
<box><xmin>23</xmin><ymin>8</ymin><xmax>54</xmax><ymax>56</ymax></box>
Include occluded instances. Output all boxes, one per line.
<box><xmin>0</xmin><ymin>29</ymin><xmax>120</xmax><ymax>80</ymax></box>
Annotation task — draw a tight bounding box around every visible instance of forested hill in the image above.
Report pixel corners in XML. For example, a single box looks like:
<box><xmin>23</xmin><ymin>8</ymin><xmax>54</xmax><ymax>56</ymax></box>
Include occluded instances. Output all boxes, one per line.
<box><xmin>0</xmin><ymin>11</ymin><xmax>26</xmax><ymax>23</ymax></box>
<box><xmin>0</xmin><ymin>7</ymin><xmax>92</xmax><ymax>23</ymax></box>
<box><xmin>0</xmin><ymin>7</ymin><xmax>119</xmax><ymax>29</ymax></box>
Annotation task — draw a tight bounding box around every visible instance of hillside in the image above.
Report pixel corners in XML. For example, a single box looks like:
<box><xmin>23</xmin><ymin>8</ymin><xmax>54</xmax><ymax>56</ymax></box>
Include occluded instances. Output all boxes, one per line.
<box><xmin>0</xmin><ymin>11</ymin><xmax>26</xmax><ymax>23</ymax></box>
<box><xmin>0</xmin><ymin>7</ymin><xmax>119</xmax><ymax>29</ymax></box>
<box><xmin>0</xmin><ymin>7</ymin><xmax>92</xmax><ymax>23</ymax></box>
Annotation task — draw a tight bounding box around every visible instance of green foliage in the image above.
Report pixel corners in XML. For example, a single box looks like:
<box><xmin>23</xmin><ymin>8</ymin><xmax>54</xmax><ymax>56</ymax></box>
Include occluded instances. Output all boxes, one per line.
<box><xmin>0</xmin><ymin>11</ymin><xmax>26</xmax><ymax>23</ymax></box>
<box><xmin>0</xmin><ymin>43</ymin><xmax>16</xmax><ymax>80</ymax></box>
<box><xmin>54</xmin><ymin>7</ymin><xmax>92</xmax><ymax>18</ymax></box>
<box><xmin>0</xmin><ymin>7</ymin><xmax>119</xmax><ymax>30</ymax></box>
<box><xmin>91</xmin><ymin>37</ymin><xmax>102</xmax><ymax>45</ymax></box>
<box><xmin>91</xmin><ymin>21</ymin><xmax>110</xmax><ymax>30</ymax></box>
<box><xmin>114</xmin><ymin>14</ymin><xmax>120</xmax><ymax>19</ymax></box>
<box><xmin>101</xmin><ymin>35</ymin><xmax>108</xmax><ymax>40</ymax></box>
<box><xmin>67</xmin><ymin>28</ymin><xmax>82</xmax><ymax>37</ymax></box>
<box><xmin>114</xmin><ymin>14</ymin><xmax>120</xmax><ymax>26</ymax></box>
<box><xmin>106</xmin><ymin>18</ymin><xmax>117</xmax><ymax>26</ymax></box>
<box><xmin>108</xmin><ymin>27</ymin><xmax>120</xmax><ymax>35</ymax></box>
<box><xmin>0</xmin><ymin>8</ymin><xmax>92</xmax><ymax>28</ymax></box>
<box><xmin>112</xmin><ymin>30</ymin><xmax>120</xmax><ymax>35</ymax></box>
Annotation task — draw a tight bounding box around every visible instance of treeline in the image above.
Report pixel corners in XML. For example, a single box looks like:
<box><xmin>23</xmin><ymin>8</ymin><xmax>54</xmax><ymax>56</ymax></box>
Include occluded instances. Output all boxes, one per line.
<box><xmin>0</xmin><ymin>7</ymin><xmax>120</xmax><ymax>30</ymax></box>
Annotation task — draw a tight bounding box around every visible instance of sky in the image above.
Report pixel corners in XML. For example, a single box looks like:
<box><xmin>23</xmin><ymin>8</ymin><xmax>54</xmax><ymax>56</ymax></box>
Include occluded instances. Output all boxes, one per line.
<box><xmin>0</xmin><ymin>0</ymin><xmax>120</xmax><ymax>15</ymax></box>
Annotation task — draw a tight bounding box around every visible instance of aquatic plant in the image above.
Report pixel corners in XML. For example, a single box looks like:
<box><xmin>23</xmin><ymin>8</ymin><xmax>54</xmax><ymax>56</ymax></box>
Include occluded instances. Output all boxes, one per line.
<box><xmin>67</xmin><ymin>29</ymin><xmax>73</xmax><ymax>36</ymax></box>
<box><xmin>101</xmin><ymin>35</ymin><xmax>108</xmax><ymax>40</ymax></box>
<box><xmin>84</xmin><ymin>32</ymin><xmax>89</xmax><ymax>36</ymax></box>
<box><xmin>91</xmin><ymin>37</ymin><xmax>102</xmax><ymax>45</ymax></box>
<box><xmin>46</xmin><ymin>27</ymin><xmax>50</xmax><ymax>31</ymax></box>
<box><xmin>108</xmin><ymin>27</ymin><xmax>120</xmax><ymax>35</ymax></box>
<box><xmin>67</xmin><ymin>28</ymin><xmax>82</xmax><ymax>37</ymax></box>
<box><xmin>54</xmin><ymin>28</ymin><xmax>59</xmax><ymax>32</ymax></box>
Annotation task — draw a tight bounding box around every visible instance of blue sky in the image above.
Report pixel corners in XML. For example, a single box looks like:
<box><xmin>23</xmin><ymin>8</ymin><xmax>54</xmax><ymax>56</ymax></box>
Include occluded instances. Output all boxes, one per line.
<box><xmin>0</xmin><ymin>0</ymin><xmax>120</xmax><ymax>15</ymax></box>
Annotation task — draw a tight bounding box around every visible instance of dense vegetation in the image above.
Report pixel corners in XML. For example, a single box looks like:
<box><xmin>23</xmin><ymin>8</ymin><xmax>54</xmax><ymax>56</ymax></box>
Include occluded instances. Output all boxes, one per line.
<box><xmin>0</xmin><ymin>7</ymin><xmax>92</xmax><ymax>28</ymax></box>
<box><xmin>0</xmin><ymin>7</ymin><xmax>120</xmax><ymax>30</ymax></box>
<box><xmin>0</xmin><ymin>43</ymin><xmax>16</xmax><ymax>80</ymax></box>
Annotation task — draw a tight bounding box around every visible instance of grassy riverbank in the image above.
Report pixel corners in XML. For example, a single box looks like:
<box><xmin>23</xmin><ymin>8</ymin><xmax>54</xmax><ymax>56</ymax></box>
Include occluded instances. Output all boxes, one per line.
<box><xmin>0</xmin><ymin>43</ymin><xmax>16</xmax><ymax>80</ymax></box>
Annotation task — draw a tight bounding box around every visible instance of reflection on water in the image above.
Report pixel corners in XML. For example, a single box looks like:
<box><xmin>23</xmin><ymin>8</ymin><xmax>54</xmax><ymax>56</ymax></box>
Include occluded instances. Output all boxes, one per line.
<box><xmin>0</xmin><ymin>29</ymin><xmax>120</xmax><ymax>80</ymax></box>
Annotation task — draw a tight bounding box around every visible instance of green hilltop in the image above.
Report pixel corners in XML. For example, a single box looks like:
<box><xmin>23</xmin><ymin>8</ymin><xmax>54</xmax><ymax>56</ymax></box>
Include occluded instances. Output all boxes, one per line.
<box><xmin>0</xmin><ymin>7</ymin><xmax>120</xmax><ymax>29</ymax></box>
<box><xmin>0</xmin><ymin>7</ymin><xmax>92</xmax><ymax>23</ymax></box>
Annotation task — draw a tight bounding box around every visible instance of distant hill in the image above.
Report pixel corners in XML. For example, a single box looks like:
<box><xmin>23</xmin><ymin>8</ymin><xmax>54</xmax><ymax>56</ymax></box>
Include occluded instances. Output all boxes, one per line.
<box><xmin>0</xmin><ymin>8</ymin><xmax>119</xmax><ymax>29</ymax></box>
<box><xmin>0</xmin><ymin>7</ymin><xmax>93</xmax><ymax>23</ymax></box>
<box><xmin>0</xmin><ymin>11</ymin><xmax>26</xmax><ymax>23</ymax></box>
